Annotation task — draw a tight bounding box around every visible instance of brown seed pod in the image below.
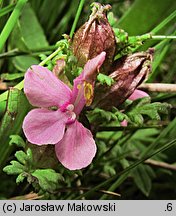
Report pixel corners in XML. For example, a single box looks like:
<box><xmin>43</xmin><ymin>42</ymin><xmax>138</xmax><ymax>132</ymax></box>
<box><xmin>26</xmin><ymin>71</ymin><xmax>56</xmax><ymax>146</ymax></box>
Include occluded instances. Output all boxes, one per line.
<box><xmin>93</xmin><ymin>49</ymin><xmax>154</xmax><ymax>109</ymax></box>
<box><xmin>72</xmin><ymin>3</ymin><xmax>116</xmax><ymax>74</ymax></box>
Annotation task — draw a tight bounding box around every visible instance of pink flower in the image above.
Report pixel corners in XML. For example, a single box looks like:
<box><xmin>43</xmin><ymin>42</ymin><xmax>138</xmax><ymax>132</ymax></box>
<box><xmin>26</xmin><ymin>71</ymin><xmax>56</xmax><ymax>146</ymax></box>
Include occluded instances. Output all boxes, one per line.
<box><xmin>22</xmin><ymin>52</ymin><xmax>106</xmax><ymax>170</ymax></box>
<box><xmin>120</xmin><ymin>89</ymin><xmax>150</xmax><ymax>127</ymax></box>
<box><xmin>128</xmin><ymin>89</ymin><xmax>149</xmax><ymax>101</ymax></box>
<box><xmin>120</xmin><ymin>119</ymin><xmax>128</xmax><ymax>127</ymax></box>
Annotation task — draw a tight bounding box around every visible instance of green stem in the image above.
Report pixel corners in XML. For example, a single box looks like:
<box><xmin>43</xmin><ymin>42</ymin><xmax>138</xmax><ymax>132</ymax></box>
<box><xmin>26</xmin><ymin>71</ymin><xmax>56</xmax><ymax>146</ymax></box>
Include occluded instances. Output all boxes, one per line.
<box><xmin>0</xmin><ymin>47</ymin><xmax>62</xmax><ymax>102</ymax></box>
<box><xmin>39</xmin><ymin>47</ymin><xmax>62</xmax><ymax>66</ymax></box>
<box><xmin>128</xmin><ymin>33</ymin><xmax>175</xmax><ymax>53</ymax></box>
<box><xmin>0</xmin><ymin>45</ymin><xmax>57</xmax><ymax>58</ymax></box>
<box><xmin>0</xmin><ymin>0</ymin><xmax>28</xmax><ymax>52</ymax></box>
<box><xmin>151</xmin><ymin>35</ymin><xmax>176</xmax><ymax>40</ymax></box>
<box><xmin>69</xmin><ymin>0</ymin><xmax>85</xmax><ymax>38</ymax></box>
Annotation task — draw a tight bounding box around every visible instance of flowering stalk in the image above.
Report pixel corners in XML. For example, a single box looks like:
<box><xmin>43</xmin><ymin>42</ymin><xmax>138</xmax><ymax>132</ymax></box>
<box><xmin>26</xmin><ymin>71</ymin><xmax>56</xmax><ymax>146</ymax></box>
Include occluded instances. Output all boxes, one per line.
<box><xmin>151</xmin><ymin>35</ymin><xmax>176</xmax><ymax>40</ymax></box>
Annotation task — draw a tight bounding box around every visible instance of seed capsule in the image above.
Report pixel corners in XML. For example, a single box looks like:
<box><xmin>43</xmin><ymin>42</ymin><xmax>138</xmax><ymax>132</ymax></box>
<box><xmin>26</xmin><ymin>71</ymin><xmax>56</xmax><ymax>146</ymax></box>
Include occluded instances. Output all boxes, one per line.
<box><xmin>93</xmin><ymin>49</ymin><xmax>154</xmax><ymax>109</ymax></box>
<box><xmin>72</xmin><ymin>3</ymin><xmax>116</xmax><ymax>74</ymax></box>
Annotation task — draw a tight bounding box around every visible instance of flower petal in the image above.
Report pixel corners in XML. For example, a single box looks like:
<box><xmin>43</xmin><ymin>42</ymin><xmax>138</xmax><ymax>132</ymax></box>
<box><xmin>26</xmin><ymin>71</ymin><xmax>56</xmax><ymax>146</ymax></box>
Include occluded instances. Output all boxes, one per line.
<box><xmin>24</xmin><ymin>65</ymin><xmax>72</xmax><ymax>108</ymax></box>
<box><xmin>71</xmin><ymin>52</ymin><xmax>106</xmax><ymax>115</ymax></box>
<box><xmin>55</xmin><ymin>120</ymin><xmax>96</xmax><ymax>170</ymax></box>
<box><xmin>23</xmin><ymin>108</ymin><xmax>68</xmax><ymax>145</ymax></box>
<box><xmin>82</xmin><ymin>51</ymin><xmax>106</xmax><ymax>82</ymax></box>
<box><xmin>120</xmin><ymin>119</ymin><xmax>128</xmax><ymax>127</ymax></box>
<box><xmin>128</xmin><ymin>89</ymin><xmax>149</xmax><ymax>100</ymax></box>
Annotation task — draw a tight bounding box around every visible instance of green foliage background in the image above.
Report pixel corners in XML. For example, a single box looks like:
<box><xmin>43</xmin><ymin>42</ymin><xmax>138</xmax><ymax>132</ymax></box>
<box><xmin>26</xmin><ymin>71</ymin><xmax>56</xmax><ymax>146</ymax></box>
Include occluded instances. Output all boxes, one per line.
<box><xmin>0</xmin><ymin>0</ymin><xmax>176</xmax><ymax>200</ymax></box>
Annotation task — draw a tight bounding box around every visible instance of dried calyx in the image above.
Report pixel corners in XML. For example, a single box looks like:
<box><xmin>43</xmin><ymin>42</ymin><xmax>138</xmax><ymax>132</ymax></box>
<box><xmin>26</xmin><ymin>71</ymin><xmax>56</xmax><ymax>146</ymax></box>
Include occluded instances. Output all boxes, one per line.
<box><xmin>93</xmin><ymin>49</ymin><xmax>154</xmax><ymax>109</ymax></box>
<box><xmin>72</xmin><ymin>2</ymin><xmax>116</xmax><ymax>74</ymax></box>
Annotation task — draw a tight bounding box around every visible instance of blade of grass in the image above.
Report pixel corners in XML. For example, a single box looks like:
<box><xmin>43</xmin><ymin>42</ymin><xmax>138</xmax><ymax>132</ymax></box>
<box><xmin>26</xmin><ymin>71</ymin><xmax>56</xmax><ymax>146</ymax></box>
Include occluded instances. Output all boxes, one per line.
<box><xmin>148</xmin><ymin>28</ymin><xmax>176</xmax><ymax>82</ymax></box>
<box><xmin>151</xmin><ymin>9</ymin><xmax>176</xmax><ymax>34</ymax></box>
<box><xmin>69</xmin><ymin>0</ymin><xmax>85</xmax><ymax>39</ymax></box>
<box><xmin>0</xmin><ymin>0</ymin><xmax>28</xmax><ymax>52</ymax></box>
<box><xmin>0</xmin><ymin>3</ymin><xmax>16</xmax><ymax>17</ymax></box>
<box><xmin>148</xmin><ymin>40</ymin><xmax>171</xmax><ymax>82</ymax></box>
<box><xmin>100</xmin><ymin>173</ymin><xmax>129</xmax><ymax>200</ymax></box>
<box><xmin>49</xmin><ymin>1</ymin><xmax>79</xmax><ymax>42</ymax></box>
<box><xmin>37</xmin><ymin>0</ymin><xmax>67</xmax><ymax>33</ymax></box>
<box><xmin>151</xmin><ymin>93</ymin><xmax>176</xmax><ymax>102</ymax></box>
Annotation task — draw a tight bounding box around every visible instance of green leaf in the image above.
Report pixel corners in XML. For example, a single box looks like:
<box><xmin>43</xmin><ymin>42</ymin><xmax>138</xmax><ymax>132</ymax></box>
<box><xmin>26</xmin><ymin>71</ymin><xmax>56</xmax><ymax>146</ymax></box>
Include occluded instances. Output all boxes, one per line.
<box><xmin>107</xmin><ymin>11</ymin><xmax>118</xmax><ymax>27</ymax></box>
<box><xmin>1</xmin><ymin>73</ymin><xmax>24</xmax><ymax>81</ymax></box>
<box><xmin>119</xmin><ymin>158</ymin><xmax>130</xmax><ymax>169</ymax></box>
<box><xmin>132</xmin><ymin>164</ymin><xmax>152</xmax><ymax>196</ymax></box>
<box><xmin>88</xmin><ymin>108</ymin><xmax>117</xmax><ymax>123</ymax></box>
<box><xmin>12</xmin><ymin>55</ymin><xmax>39</xmax><ymax>71</ymax></box>
<box><xmin>26</xmin><ymin>148</ymin><xmax>33</xmax><ymax>164</ymax></box>
<box><xmin>104</xmin><ymin>165</ymin><xmax>116</xmax><ymax>176</ymax></box>
<box><xmin>0</xmin><ymin>100</ymin><xmax>6</xmax><ymax>118</ymax></box>
<box><xmin>3</xmin><ymin>160</ymin><xmax>24</xmax><ymax>175</ymax></box>
<box><xmin>145</xmin><ymin>165</ymin><xmax>156</xmax><ymax>179</ymax></box>
<box><xmin>128</xmin><ymin>113</ymin><xmax>144</xmax><ymax>125</ymax></box>
<box><xmin>15</xmin><ymin>4</ymin><xmax>48</xmax><ymax>50</ymax></box>
<box><xmin>31</xmin><ymin>0</ymin><xmax>68</xmax><ymax>34</ymax></box>
<box><xmin>117</xmin><ymin>0</ymin><xmax>176</xmax><ymax>35</ymax></box>
<box><xmin>16</xmin><ymin>173</ymin><xmax>25</xmax><ymax>184</ymax></box>
<box><xmin>124</xmin><ymin>98</ymin><xmax>171</xmax><ymax>125</ymax></box>
<box><xmin>15</xmin><ymin>150</ymin><xmax>28</xmax><ymax>165</ymax></box>
<box><xmin>9</xmin><ymin>135</ymin><xmax>26</xmax><ymax>148</ymax></box>
<box><xmin>32</xmin><ymin>169</ymin><xmax>63</xmax><ymax>192</ymax></box>
<box><xmin>138</xmin><ymin>102</ymin><xmax>170</xmax><ymax>120</ymax></box>
<box><xmin>137</xmin><ymin>104</ymin><xmax>161</xmax><ymax>121</ymax></box>
<box><xmin>97</xmin><ymin>73</ymin><xmax>114</xmax><ymax>86</ymax></box>
<box><xmin>9</xmin><ymin>3</ymin><xmax>48</xmax><ymax>70</ymax></box>
<box><xmin>113</xmin><ymin>107</ymin><xmax>128</xmax><ymax>122</ymax></box>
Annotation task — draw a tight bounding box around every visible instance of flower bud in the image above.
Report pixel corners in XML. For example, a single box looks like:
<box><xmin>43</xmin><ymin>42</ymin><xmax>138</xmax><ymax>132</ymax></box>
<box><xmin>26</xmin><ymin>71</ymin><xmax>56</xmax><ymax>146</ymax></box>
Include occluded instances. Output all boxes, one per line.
<box><xmin>72</xmin><ymin>3</ymin><xmax>116</xmax><ymax>74</ymax></box>
<box><xmin>93</xmin><ymin>49</ymin><xmax>154</xmax><ymax>109</ymax></box>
